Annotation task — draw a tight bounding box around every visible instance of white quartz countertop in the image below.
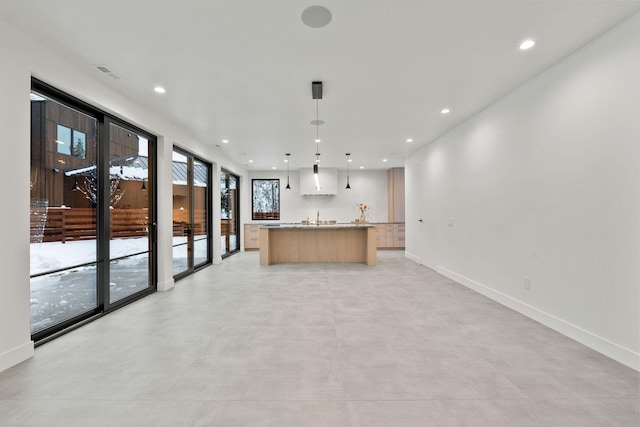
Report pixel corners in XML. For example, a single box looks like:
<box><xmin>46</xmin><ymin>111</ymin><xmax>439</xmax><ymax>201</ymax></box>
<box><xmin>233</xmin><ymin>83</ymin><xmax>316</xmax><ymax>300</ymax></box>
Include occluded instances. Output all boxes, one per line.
<box><xmin>259</xmin><ymin>224</ymin><xmax>375</xmax><ymax>229</ymax></box>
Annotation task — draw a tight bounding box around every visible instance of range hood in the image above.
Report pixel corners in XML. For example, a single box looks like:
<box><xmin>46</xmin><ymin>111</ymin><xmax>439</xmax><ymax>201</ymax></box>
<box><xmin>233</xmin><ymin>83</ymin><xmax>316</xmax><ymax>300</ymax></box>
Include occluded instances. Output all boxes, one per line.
<box><xmin>299</xmin><ymin>167</ymin><xmax>337</xmax><ymax>195</ymax></box>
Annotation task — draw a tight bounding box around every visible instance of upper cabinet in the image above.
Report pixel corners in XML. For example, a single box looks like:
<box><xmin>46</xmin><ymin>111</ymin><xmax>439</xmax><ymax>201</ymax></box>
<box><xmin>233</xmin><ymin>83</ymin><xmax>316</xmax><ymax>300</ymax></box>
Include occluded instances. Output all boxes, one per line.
<box><xmin>299</xmin><ymin>167</ymin><xmax>338</xmax><ymax>196</ymax></box>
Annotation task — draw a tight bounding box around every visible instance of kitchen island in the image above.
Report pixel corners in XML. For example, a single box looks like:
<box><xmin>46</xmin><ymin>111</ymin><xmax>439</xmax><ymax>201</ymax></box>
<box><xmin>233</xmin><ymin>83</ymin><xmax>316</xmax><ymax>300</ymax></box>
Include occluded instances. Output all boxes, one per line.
<box><xmin>259</xmin><ymin>224</ymin><xmax>377</xmax><ymax>266</ymax></box>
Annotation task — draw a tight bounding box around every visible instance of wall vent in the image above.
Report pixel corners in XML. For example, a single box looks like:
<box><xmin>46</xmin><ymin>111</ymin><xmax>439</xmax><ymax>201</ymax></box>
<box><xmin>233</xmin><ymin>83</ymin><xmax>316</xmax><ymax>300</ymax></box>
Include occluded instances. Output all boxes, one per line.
<box><xmin>95</xmin><ymin>65</ymin><xmax>123</xmax><ymax>80</ymax></box>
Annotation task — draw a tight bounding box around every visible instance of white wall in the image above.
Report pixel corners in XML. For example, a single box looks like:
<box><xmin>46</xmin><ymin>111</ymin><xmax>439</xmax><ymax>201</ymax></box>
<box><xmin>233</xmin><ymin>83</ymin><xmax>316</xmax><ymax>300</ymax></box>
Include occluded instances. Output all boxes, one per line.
<box><xmin>0</xmin><ymin>19</ymin><xmax>247</xmax><ymax>372</ymax></box>
<box><xmin>246</xmin><ymin>169</ymin><xmax>389</xmax><ymax>226</ymax></box>
<box><xmin>405</xmin><ymin>13</ymin><xmax>640</xmax><ymax>370</ymax></box>
<box><xmin>0</xmin><ymin>23</ymin><xmax>34</xmax><ymax>373</ymax></box>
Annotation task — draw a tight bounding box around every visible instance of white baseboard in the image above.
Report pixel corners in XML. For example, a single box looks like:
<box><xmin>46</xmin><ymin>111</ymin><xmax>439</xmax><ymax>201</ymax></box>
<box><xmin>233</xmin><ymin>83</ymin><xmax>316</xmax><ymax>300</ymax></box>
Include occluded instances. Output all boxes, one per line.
<box><xmin>436</xmin><ymin>266</ymin><xmax>639</xmax><ymax>371</ymax></box>
<box><xmin>157</xmin><ymin>278</ymin><xmax>175</xmax><ymax>292</ymax></box>
<box><xmin>0</xmin><ymin>341</ymin><xmax>34</xmax><ymax>373</ymax></box>
<box><xmin>404</xmin><ymin>251</ymin><xmax>421</xmax><ymax>264</ymax></box>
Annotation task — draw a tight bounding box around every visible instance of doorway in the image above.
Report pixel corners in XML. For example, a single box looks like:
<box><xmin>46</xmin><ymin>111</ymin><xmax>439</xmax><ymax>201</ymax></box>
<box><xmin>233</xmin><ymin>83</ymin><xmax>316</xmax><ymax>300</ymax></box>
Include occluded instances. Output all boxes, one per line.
<box><xmin>220</xmin><ymin>170</ymin><xmax>240</xmax><ymax>258</ymax></box>
<box><xmin>172</xmin><ymin>147</ymin><xmax>212</xmax><ymax>278</ymax></box>
<box><xmin>29</xmin><ymin>81</ymin><xmax>157</xmax><ymax>342</ymax></box>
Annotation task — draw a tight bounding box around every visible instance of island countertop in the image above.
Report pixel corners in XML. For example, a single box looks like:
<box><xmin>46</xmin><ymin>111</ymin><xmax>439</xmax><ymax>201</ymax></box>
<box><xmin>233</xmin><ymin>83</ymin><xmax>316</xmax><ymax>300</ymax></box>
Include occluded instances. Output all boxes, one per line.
<box><xmin>259</xmin><ymin>224</ymin><xmax>377</xmax><ymax>266</ymax></box>
<box><xmin>259</xmin><ymin>223</ymin><xmax>376</xmax><ymax>229</ymax></box>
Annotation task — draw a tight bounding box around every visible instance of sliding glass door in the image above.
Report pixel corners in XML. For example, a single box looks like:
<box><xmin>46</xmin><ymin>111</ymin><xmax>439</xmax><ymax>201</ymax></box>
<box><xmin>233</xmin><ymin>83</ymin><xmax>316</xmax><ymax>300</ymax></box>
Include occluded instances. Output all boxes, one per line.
<box><xmin>29</xmin><ymin>81</ymin><xmax>157</xmax><ymax>342</ymax></box>
<box><xmin>172</xmin><ymin>147</ymin><xmax>212</xmax><ymax>278</ymax></box>
<box><xmin>108</xmin><ymin>121</ymin><xmax>155</xmax><ymax>304</ymax></box>
<box><xmin>29</xmin><ymin>92</ymin><xmax>100</xmax><ymax>334</ymax></box>
<box><xmin>221</xmin><ymin>170</ymin><xmax>240</xmax><ymax>257</ymax></box>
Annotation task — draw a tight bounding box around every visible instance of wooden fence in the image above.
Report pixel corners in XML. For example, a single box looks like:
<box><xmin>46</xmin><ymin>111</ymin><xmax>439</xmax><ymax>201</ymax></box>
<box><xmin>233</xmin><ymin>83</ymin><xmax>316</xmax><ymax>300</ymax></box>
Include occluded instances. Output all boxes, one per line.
<box><xmin>36</xmin><ymin>207</ymin><xmax>148</xmax><ymax>243</ymax></box>
<box><xmin>33</xmin><ymin>207</ymin><xmax>208</xmax><ymax>243</ymax></box>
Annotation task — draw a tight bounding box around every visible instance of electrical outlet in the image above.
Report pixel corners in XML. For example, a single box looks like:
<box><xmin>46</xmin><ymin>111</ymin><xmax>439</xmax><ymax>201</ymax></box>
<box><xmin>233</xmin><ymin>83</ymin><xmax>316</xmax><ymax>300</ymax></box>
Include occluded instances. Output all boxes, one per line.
<box><xmin>523</xmin><ymin>277</ymin><xmax>531</xmax><ymax>290</ymax></box>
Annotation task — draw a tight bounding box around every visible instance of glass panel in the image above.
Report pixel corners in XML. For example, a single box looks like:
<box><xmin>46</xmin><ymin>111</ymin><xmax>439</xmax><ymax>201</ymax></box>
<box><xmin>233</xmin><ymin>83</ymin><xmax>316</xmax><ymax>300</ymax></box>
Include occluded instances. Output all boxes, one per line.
<box><xmin>56</xmin><ymin>124</ymin><xmax>71</xmax><ymax>155</ymax></box>
<box><xmin>221</xmin><ymin>171</ymin><xmax>239</xmax><ymax>257</ymax></box>
<box><xmin>172</xmin><ymin>150</ymin><xmax>190</xmax><ymax>276</ymax></box>
<box><xmin>194</xmin><ymin>159</ymin><xmax>208</xmax><ymax>266</ymax></box>
<box><xmin>30</xmin><ymin>92</ymin><xmax>98</xmax><ymax>333</ymax></box>
<box><xmin>220</xmin><ymin>171</ymin><xmax>228</xmax><ymax>256</ymax></box>
<box><xmin>228</xmin><ymin>175</ymin><xmax>238</xmax><ymax>252</ymax></box>
<box><xmin>108</xmin><ymin>123</ymin><xmax>152</xmax><ymax>304</ymax></box>
<box><xmin>71</xmin><ymin>130</ymin><xmax>86</xmax><ymax>159</ymax></box>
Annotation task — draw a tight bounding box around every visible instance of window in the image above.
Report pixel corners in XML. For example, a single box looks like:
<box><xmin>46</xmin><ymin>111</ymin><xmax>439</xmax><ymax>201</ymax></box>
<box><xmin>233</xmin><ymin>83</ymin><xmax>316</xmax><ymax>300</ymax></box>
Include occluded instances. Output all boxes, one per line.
<box><xmin>30</xmin><ymin>79</ymin><xmax>157</xmax><ymax>343</ymax></box>
<box><xmin>252</xmin><ymin>179</ymin><xmax>280</xmax><ymax>220</ymax></box>
<box><xmin>56</xmin><ymin>124</ymin><xmax>86</xmax><ymax>158</ymax></box>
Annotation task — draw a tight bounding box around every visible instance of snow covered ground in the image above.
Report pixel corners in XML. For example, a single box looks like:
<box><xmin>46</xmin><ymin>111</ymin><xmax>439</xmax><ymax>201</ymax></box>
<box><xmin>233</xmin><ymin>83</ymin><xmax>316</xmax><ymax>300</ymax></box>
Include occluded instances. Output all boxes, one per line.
<box><xmin>29</xmin><ymin>234</ymin><xmax>224</xmax><ymax>333</ymax></box>
<box><xmin>29</xmin><ymin>236</ymin><xmax>209</xmax><ymax>333</ymax></box>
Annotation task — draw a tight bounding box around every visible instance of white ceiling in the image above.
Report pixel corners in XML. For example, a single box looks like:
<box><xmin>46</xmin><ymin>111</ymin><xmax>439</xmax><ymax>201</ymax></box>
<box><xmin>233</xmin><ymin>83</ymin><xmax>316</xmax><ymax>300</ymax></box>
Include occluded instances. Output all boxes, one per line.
<box><xmin>3</xmin><ymin>1</ymin><xmax>640</xmax><ymax>170</ymax></box>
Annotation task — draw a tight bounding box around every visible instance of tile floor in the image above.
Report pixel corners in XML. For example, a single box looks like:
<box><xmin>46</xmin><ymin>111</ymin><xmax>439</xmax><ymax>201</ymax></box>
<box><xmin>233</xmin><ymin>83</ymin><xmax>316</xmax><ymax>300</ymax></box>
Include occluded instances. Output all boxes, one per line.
<box><xmin>0</xmin><ymin>251</ymin><xmax>638</xmax><ymax>426</ymax></box>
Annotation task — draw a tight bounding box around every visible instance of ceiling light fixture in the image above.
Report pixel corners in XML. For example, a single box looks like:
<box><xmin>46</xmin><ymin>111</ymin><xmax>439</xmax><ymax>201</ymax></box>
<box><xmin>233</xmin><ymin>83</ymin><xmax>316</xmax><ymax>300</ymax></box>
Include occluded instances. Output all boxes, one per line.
<box><xmin>312</xmin><ymin>81</ymin><xmax>323</xmax><ymax>190</ymax></box>
<box><xmin>441</xmin><ymin>108</ymin><xmax>450</xmax><ymax>114</ymax></box>
<box><xmin>520</xmin><ymin>39</ymin><xmax>535</xmax><ymax>50</ymax></box>
<box><xmin>154</xmin><ymin>86</ymin><xmax>166</xmax><ymax>94</ymax></box>
<box><xmin>222</xmin><ymin>139</ymin><xmax>229</xmax><ymax>144</ymax></box>
<box><xmin>285</xmin><ymin>153</ymin><xmax>291</xmax><ymax>190</ymax></box>
<box><xmin>345</xmin><ymin>153</ymin><xmax>351</xmax><ymax>190</ymax></box>
<box><xmin>301</xmin><ymin>5</ymin><xmax>332</xmax><ymax>29</ymax></box>
<box><xmin>313</xmin><ymin>164</ymin><xmax>320</xmax><ymax>190</ymax></box>
<box><xmin>406</xmin><ymin>138</ymin><xmax>413</xmax><ymax>143</ymax></box>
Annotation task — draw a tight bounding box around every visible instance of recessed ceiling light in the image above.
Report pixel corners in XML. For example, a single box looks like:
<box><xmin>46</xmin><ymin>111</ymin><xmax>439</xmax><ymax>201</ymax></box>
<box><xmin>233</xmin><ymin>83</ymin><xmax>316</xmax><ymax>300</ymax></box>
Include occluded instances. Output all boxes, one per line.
<box><xmin>221</xmin><ymin>139</ymin><xmax>229</xmax><ymax>144</ymax></box>
<box><xmin>520</xmin><ymin>39</ymin><xmax>535</xmax><ymax>50</ymax></box>
<box><xmin>359</xmin><ymin>166</ymin><xmax>364</xmax><ymax>169</ymax></box>
<box><xmin>248</xmin><ymin>160</ymin><xmax>254</xmax><ymax>163</ymax></box>
<box><xmin>284</xmin><ymin>159</ymin><xmax>288</xmax><ymax>163</ymax></box>
<box><xmin>315</xmin><ymin>139</ymin><xmax>321</xmax><ymax>143</ymax></box>
<box><xmin>272</xmin><ymin>166</ymin><xmax>277</xmax><ymax>170</ymax></box>
<box><xmin>154</xmin><ymin>86</ymin><xmax>166</xmax><ymax>94</ymax></box>
<box><xmin>382</xmin><ymin>159</ymin><xmax>388</xmax><ymax>162</ymax></box>
<box><xmin>348</xmin><ymin>159</ymin><xmax>353</xmax><ymax>163</ymax></box>
<box><xmin>441</xmin><ymin>108</ymin><xmax>450</xmax><ymax>114</ymax></box>
<box><xmin>406</xmin><ymin>138</ymin><xmax>413</xmax><ymax>143</ymax></box>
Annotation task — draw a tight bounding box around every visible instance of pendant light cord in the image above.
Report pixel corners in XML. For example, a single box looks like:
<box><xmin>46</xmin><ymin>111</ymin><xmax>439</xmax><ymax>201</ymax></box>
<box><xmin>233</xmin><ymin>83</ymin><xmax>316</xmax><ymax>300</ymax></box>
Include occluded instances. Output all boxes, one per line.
<box><xmin>315</xmin><ymin>99</ymin><xmax>320</xmax><ymax>163</ymax></box>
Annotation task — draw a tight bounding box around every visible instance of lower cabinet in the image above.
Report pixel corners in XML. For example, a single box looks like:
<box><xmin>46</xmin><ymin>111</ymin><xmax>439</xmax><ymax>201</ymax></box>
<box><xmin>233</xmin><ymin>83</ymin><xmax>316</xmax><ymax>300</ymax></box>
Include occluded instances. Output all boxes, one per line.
<box><xmin>373</xmin><ymin>223</ymin><xmax>405</xmax><ymax>249</ymax></box>
<box><xmin>244</xmin><ymin>224</ymin><xmax>260</xmax><ymax>250</ymax></box>
<box><xmin>393</xmin><ymin>223</ymin><xmax>405</xmax><ymax>248</ymax></box>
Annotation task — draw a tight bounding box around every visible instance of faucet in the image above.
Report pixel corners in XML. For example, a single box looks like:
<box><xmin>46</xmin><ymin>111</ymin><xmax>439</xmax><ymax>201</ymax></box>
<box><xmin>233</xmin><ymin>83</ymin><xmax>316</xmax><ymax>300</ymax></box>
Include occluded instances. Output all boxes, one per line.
<box><xmin>316</xmin><ymin>210</ymin><xmax>320</xmax><ymax>225</ymax></box>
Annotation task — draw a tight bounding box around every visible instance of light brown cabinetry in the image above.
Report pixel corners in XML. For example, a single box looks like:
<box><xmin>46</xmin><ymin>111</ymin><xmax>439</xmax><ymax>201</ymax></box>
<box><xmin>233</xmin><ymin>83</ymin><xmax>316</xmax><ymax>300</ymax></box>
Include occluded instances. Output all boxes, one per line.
<box><xmin>388</xmin><ymin>168</ymin><xmax>405</xmax><ymax>222</ymax></box>
<box><xmin>244</xmin><ymin>224</ymin><xmax>260</xmax><ymax>250</ymax></box>
<box><xmin>393</xmin><ymin>223</ymin><xmax>405</xmax><ymax>248</ymax></box>
<box><xmin>247</xmin><ymin>223</ymin><xmax>404</xmax><ymax>250</ymax></box>
<box><xmin>373</xmin><ymin>223</ymin><xmax>405</xmax><ymax>249</ymax></box>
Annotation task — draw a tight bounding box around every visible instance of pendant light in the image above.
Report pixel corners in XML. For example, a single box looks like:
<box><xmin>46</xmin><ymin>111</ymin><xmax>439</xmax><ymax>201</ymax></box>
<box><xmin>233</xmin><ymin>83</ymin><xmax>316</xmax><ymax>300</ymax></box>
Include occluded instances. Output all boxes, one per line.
<box><xmin>345</xmin><ymin>153</ymin><xmax>351</xmax><ymax>189</ymax></box>
<box><xmin>285</xmin><ymin>153</ymin><xmax>291</xmax><ymax>190</ymax></box>
<box><xmin>313</xmin><ymin>102</ymin><xmax>321</xmax><ymax>190</ymax></box>
<box><xmin>312</xmin><ymin>81</ymin><xmax>322</xmax><ymax>191</ymax></box>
